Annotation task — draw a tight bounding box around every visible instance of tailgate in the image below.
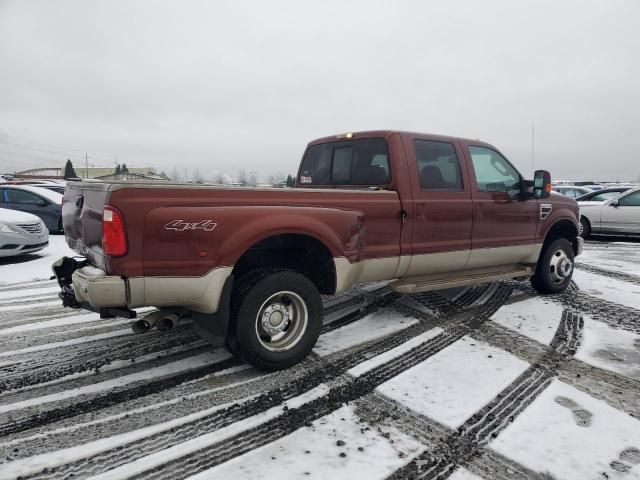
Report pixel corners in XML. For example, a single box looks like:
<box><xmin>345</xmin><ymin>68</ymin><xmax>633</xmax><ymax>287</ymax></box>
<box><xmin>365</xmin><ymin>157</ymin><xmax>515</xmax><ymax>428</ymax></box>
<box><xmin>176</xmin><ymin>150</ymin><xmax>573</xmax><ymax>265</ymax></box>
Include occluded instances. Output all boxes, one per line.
<box><xmin>62</xmin><ymin>181</ymin><xmax>110</xmax><ymax>269</ymax></box>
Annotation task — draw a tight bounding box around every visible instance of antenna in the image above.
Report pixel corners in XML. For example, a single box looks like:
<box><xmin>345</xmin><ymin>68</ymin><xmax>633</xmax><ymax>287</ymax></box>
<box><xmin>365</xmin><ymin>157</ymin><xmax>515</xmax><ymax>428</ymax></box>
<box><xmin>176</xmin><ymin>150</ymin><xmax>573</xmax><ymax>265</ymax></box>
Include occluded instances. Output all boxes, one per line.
<box><xmin>531</xmin><ymin>122</ymin><xmax>535</xmax><ymax>176</ymax></box>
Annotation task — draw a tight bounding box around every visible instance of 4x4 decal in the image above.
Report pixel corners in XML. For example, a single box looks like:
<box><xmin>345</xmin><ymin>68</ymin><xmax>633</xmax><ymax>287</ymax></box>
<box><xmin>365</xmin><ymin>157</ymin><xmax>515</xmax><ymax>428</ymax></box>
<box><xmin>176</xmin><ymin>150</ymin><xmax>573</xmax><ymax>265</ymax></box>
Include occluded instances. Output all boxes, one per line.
<box><xmin>164</xmin><ymin>220</ymin><xmax>218</xmax><ymax>232</ymax></box>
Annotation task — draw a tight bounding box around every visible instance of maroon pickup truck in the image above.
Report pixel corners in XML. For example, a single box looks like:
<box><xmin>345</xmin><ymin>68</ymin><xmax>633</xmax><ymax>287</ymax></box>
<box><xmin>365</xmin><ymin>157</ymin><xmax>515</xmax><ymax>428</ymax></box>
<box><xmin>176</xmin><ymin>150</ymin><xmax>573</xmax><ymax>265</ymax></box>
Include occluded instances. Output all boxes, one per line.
<box><xmin>53</xmin><ymin>130</ymin><xmax>582</xmax><ymax>370</ymax></box>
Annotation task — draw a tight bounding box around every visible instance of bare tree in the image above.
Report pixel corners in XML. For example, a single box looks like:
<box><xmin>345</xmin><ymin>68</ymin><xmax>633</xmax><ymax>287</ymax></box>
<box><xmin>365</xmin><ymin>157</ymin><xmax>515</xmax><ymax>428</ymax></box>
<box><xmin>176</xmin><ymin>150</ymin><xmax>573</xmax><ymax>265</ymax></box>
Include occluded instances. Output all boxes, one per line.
<box><xmin>237</xmin><ymin>168</ymin><xmax>248</xmax><ymax>186</ymax></box>
<box><xmin>192</xmin><ymin>168</ymin><xmax>204</xmax><ymax>183</ymax></box>
<box><xmin>267</xmin><ymin>171</ymin><xmax>286</xmax><ymax>186</ymax></box>
<box><xmin>213</xmin><ymin>172</ymin><xmax>226</xmax><ymax>184</ymax></box>
<box><xmin>169</xmin><ymin>167</ymin><xmax>182</xmax><ymax>182</ymax></box>
<box><xmin>248</xmin><ymin>171</ymin><xmax>258</xmax><ymax>187</ymax></box>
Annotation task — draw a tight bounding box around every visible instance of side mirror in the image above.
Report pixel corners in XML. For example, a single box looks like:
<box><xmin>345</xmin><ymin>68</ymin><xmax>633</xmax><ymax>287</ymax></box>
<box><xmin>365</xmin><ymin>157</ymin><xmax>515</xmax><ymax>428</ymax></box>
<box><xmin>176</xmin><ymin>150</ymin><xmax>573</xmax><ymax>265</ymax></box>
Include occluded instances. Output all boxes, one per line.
<box><xmin>533</xmin><ymin>170</ymin><xmax>551</xmax><ymax>199</ymax></box>
<box><xmin>610</xmin><ymin>199</ymin><xmax>619</xmax><ymax>207</ymax></box>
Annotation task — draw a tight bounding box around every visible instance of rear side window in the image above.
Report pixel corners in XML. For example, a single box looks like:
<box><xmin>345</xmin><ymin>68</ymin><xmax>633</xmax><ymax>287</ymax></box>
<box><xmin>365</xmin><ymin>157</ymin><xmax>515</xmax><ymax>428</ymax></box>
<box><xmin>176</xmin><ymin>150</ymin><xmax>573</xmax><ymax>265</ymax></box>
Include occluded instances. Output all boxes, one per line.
<box><xmin>414</xmin><ymin>140</ymin><xmax>463</xmax><ymax>190</ymax></box>
<box><xmin>468</xmin><ymin>146</ymin><xmax>520</xmax><ymax>193</ymax></box>
<box><xmin>590</xmin><ymin>191</ymin><xmax>623</xmax><ymax>201</ymax></box>
<box><xmin>619</xmin><ymin>191</ymin><xmax>640</xmax><ymax>206</ymax></box>
<box><xmin>299</xmin><ymin>138</ymin><xmax>390</xmax><ymax>186</ymax></box>
<box><xmin>5</xmin><ymin>189</ymin><xmax>43</xmax><ymax>204</ymax></box>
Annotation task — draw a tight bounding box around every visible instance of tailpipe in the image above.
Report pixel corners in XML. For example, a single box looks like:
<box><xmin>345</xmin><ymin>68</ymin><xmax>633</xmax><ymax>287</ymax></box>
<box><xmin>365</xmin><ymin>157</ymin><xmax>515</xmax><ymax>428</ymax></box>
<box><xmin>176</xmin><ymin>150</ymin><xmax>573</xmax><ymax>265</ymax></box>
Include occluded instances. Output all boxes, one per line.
<box><xmin>131</xmin><ymin>310</ymin><xmax>181</xmax><ymax>334</ymax></box>
<box><xmin>157</xmin><ymin>313</ymin><xmax>180</xmax><ymax>332</ymax></box>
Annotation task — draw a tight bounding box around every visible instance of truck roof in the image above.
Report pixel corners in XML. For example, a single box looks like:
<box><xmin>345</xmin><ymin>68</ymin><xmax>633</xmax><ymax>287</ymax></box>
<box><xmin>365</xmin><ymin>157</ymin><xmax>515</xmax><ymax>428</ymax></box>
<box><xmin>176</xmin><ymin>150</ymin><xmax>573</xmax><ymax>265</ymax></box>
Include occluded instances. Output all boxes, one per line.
<box><xmin>307</xmin><ymin>130</ymin><xmax>495</xmax><ymax>148</ymax></box>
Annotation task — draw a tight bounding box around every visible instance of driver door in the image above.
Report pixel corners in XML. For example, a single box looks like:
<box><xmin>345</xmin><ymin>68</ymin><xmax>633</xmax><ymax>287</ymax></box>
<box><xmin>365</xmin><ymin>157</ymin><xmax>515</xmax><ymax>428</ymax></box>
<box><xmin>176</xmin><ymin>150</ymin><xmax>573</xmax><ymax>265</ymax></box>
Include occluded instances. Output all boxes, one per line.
<box><xmin>600</xmin><ymin>190</ymin><xmax>640</xmax><ymax>234</ymax></box>
<box><xmin>462</xmin><ymin>143</ymin><xmax>539</xmax><ymax>269</ymax></box>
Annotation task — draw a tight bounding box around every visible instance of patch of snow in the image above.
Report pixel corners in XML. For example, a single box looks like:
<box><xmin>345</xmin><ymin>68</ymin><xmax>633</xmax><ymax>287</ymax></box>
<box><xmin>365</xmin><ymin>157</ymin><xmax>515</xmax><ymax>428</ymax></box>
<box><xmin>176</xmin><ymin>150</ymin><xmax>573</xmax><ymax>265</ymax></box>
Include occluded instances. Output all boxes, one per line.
<box><xmin>187</xmin><ymin>405</ymin><xmax>424</xmax><ymax>480</ymax></box>
<box><xmin>313</xmin><ymin>308</ymin><xmax>419</xmax><ymax>357</ymax></box>
<box><xmin>575</xmin><ymin>316</ymin><xmax>640</xmax><ymax>380</ymax></box>
<box><xmin>0</xmin><ymin>396</ymin><xmax>255</xmax><ymax>479</ymax></box>
<box><xmin>377</xmin><ymin>337</ymin><xmax>530</xmax><ymax>429</ymax></box>
<box><xmin>0</xmin><ymin>328</ymin><xmax>132</xmax><ymax>358</ymax></box>
<box><xmin>88</xmin><ymin>384</ymin><xmax>331</xmax><ymax>480</ymax></box>
<box><xmin>348</xmin><ymin>327</ymin><xmax>444</xmax><ymax>377</ymax></box>
<box><xmin>579</xmin><ymin>246</ymin><xmax>640</xmax><ymax>275</ymax></box>
<box><xmin>0</xmin><ymin>235</ymin><xmax>75</xmax><ymax>286</ymax></box>
<box><xmin>0</xmin><ymin>350</ymin><xmax>231</xmax><ymax>414</ymax></box>
<box><xmin>0</xmin><ymin>286</ymin><xmax>59</xmax><ymax>301</ymax></box>
<box><xmin>572</xmin><ymin>269</ymin><xmax>640</xmax><ymax>310</ymax></box>
<box><xmin>0</xmin><ymin>300</ymin><xmax>60</xmax><ymax>312</ymax></box>
<box><xmin>448</xmin><ymin>467</ymin><xmax>484</xmax><ymax>480</ymax></box>
<box><xmin>491</xmin><ymin>379</ymin><xmax>640</xmax><ymax>480</ymax></box>
<box><xmin>491</xmin><ymin>297</ymin><xmax>563</xmax><ymax>345</ymax></box>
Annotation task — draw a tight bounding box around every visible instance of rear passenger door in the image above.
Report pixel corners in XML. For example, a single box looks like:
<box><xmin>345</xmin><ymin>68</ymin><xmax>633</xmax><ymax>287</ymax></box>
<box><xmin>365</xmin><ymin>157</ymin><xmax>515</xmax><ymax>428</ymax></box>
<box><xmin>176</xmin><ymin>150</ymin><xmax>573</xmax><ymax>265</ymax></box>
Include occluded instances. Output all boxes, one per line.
<box><xmin>404</xmin><ymin>136</ymin><xmax>472</xmax><ymax>276</ymax></box>
<box><xmin>462</xmin><ymin>143</ymin><xmax>539</xmax><ymax>269</ymax></box>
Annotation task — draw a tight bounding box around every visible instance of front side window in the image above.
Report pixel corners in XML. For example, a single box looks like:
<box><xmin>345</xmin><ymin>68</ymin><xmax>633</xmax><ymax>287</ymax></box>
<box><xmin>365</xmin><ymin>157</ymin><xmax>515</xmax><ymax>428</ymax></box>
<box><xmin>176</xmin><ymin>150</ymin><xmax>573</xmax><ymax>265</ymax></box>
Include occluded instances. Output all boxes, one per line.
<box><xmin>619</xmin><ymin>191</ymin><xmax>640</xmax><ymax>206</ymax></box>
<box><xmin>468</xmin><ymin>146</ymin><xmax>520</xmax><ymax>193</ymax></box>
<box><xmin>414</xmin><ymin>140</ymin><xmax>463</xmax><ymax>190</ymax></box>
<box><xmin>5</xmin><ymin>189</ymin><xmax>43</xmax><ymax>204</ymax></box>
<box><xmin>298</xmin><ymin>138</ymin><xmax>390</xmax><ymax>186</ymax></box>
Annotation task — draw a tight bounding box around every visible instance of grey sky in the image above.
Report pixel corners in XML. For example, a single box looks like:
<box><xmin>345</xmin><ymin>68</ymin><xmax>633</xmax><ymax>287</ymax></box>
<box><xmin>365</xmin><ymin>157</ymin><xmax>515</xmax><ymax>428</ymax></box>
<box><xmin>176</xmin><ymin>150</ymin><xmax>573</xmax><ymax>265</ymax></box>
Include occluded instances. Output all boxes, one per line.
<box><xmin>1</xmin><ymin>0</ymin><xmax>639</xmax><ymax>181</ymax></box>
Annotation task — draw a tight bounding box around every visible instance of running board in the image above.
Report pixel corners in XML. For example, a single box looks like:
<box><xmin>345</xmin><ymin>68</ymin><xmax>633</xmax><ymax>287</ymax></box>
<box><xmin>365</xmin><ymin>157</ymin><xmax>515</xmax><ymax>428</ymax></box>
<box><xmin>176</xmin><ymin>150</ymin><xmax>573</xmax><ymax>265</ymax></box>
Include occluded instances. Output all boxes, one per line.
<box><xmin>391</xmin><ymin>265</ymin><xmax>533</xmax><ymax>294</ymax></box>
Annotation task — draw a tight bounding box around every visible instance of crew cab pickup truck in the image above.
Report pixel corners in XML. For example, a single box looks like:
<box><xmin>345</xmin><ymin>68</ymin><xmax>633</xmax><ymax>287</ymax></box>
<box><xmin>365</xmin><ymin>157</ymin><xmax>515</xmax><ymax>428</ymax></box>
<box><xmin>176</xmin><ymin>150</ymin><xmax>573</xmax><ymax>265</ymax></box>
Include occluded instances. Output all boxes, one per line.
<box><xmin>53</xmin><ymin>130</ymin><xmax>582</xmax><ymax>370</ymax></box>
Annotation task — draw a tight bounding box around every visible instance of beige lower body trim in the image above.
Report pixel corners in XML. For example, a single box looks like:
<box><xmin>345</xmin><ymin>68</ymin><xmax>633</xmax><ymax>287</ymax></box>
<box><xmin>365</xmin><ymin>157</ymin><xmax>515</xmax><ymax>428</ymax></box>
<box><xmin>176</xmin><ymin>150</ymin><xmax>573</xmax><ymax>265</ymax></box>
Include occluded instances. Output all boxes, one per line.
<box><xmin>334</xmin><ymin>243</ymin><xmax>543</xmax><ymax>294</ymax></box>
<box><xmin>465</xmin><ymin>243</ymin><xmax>542</xmax><ymax>269</ymax></box>
<box><xmin>127</xmin><ymin>266</ymin><xmax>234</xmax><ymax>314</ymax></box>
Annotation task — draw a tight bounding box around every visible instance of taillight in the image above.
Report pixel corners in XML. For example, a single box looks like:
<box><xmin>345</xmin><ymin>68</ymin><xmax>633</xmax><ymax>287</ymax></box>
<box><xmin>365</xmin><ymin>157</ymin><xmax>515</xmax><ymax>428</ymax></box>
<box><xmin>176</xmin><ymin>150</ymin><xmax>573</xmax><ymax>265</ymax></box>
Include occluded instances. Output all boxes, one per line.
<box><xmin>102</xmin><ymin>206</ymin><xmax>127</xmax><ymax>257</ymax></box>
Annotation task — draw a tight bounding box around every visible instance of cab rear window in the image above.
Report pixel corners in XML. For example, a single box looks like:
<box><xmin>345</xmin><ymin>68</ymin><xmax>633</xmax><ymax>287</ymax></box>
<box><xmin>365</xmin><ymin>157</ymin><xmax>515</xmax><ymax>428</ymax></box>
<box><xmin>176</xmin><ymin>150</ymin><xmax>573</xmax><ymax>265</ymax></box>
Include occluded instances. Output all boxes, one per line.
<box><xmin>298</xmin><ymin>138</ymin><xmax>390</xmax><ymax>186</ymax></box>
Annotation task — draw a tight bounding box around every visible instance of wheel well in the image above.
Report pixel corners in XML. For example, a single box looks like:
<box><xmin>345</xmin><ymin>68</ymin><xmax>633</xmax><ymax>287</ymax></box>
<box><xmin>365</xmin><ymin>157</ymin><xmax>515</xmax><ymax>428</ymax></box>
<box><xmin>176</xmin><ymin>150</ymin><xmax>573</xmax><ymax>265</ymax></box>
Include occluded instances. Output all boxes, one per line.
<box><xmin>544</xmin><ymin>220</ymin><xmax>579</xmax><ymax>254</ymax></box>
<box><xmin>232</xmin><ymin>234</ymin><xmax>336</xmax><ymax>295</ymax></box>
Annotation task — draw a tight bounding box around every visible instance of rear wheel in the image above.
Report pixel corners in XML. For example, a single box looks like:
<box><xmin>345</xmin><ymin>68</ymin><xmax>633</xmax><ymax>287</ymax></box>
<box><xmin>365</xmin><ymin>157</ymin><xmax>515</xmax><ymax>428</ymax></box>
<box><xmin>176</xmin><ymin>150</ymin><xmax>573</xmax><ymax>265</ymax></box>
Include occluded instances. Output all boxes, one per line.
<box><xmin>228</xmin><ymin>269</ymin><xmax>322</xmax><ymax>371</ymax></box>
<box><xmin>579</xmin><ymin>217</ymin><xmax>590</xmax><ymax>238</ymax></box>
<box><xmin>531</xmin><ymin>238</ymin><xmax>575</xmax><ymax>294</ymax></box>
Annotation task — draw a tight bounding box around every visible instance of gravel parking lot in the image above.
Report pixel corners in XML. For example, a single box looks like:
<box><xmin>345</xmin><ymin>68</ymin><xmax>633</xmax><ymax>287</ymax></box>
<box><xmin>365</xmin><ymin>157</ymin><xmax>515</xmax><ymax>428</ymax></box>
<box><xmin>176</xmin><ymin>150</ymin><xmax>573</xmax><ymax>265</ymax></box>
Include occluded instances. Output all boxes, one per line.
<box><xmin>0</xmin><ymin>236</ymin><xmax>639</xmax><ymax>480</ymax></box>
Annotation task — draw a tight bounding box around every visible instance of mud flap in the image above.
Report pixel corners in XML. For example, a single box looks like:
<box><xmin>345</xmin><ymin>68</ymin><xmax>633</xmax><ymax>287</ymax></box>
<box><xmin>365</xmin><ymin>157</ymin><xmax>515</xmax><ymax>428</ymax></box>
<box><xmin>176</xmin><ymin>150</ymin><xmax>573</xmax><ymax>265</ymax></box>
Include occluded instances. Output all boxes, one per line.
<box><xmin>191</xmin><ymin>275</ymin><xmax>234</xmax><ymax>348</ymax></box>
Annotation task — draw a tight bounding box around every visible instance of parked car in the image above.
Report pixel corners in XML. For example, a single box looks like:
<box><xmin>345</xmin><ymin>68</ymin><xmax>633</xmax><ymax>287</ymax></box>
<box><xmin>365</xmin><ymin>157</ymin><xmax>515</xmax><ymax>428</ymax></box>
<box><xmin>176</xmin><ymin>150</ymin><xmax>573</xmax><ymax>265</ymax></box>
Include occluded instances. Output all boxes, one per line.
<box><xmin>0</xmin><ymin>185</ymin><xmax>63</xmax><ymax>232</ymax></box>
<box><xmin>53</xmin><ymin>130</ymin><xmax>582</xmax><ymax>370</ymax></box>
<box><xmin>12</xmin><ymin>181</ymin><xmax>67</xmax><ymax>195</ymax></box>
<box><xmin>579</xmin><ymin>186</ymin><xmax>640</xmax><ymax>237</ymax></box>
<box><xmin>0</xmin><ymin>208</ymin><xmax>49</xmax><ymax>257</ymax></box>
<box><xmin>576</xmin><ymin>186</ymin><xmax>633</xmax><ymax>202</ymax></box>
<box><xmin>552</xmin><ymin>185</ymin><xmax>593</xmax><ymax>198</ymax></box>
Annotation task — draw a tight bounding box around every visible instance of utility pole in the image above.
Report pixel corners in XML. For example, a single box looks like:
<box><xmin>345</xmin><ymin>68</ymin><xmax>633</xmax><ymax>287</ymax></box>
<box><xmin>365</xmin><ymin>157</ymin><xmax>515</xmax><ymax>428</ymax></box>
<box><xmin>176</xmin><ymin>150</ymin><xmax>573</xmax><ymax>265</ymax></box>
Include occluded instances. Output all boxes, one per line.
<box><xmin>85</xmin><ymin>152</ymin><xmax>89</xmax><ymax>179</ymax></box>
<box><xmin>531</xmin><ymin>122</ymin><xmax>535</xmax><ymax>176</ymax></box>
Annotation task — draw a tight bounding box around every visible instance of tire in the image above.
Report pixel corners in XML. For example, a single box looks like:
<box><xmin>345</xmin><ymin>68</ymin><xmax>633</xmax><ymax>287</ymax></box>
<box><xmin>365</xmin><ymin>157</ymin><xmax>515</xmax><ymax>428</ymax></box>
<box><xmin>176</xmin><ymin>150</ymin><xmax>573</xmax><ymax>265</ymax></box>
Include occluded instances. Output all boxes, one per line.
<box><xmin>228</xmin><ymin>269</ymin><xmax>322</xmax><ymax>371</ymax></box>
<box><xmin>531</xmin><ymin>238</ymin><xmax>575</xmax><ymax>294</ymax></box>
<box><xmin>579</xmin><ymin>217</ymin><xmax>590</xmax><ymax>239</ymax></box>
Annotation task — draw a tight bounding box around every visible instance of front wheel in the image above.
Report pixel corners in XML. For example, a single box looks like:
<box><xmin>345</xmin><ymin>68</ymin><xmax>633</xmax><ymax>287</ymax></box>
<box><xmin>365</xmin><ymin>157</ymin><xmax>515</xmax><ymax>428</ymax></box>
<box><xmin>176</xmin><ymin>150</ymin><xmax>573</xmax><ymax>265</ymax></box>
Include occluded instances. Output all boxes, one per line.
<box><xmin>579</xmin><ymin>217</ymin><xmax>590</xmax><ymax>239</ymax></box>
<box><xmin>531</xmin><ymin>238</ymin><xmax>575</xmax><ymax>294</ymax></box>
<box><xmin>229</xmin><ymin>270</ymin><xmax>322</xmax><ymax>371</ymax></box>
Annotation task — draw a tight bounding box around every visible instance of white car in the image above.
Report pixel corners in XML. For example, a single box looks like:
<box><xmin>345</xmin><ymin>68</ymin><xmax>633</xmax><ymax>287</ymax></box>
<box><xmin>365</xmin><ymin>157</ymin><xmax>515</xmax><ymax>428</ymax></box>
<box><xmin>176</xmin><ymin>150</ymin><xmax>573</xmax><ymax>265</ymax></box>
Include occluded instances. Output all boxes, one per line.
<box><xmin>578</xmin><ymin>186</ymin><xmax>640</xmax><ymax>237</ymax></box>
<box><xmin>0</xmin><ymin>208</ymin><xmax>49</xmax><ymax>257</ymax></box>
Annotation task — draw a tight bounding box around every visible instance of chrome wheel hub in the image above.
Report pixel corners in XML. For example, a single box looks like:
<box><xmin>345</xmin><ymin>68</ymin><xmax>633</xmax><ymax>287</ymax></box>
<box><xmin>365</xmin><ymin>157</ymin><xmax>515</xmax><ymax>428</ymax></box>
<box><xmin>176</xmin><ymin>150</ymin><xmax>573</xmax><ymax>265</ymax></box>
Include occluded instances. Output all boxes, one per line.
<box><xmin>261</xmin><ymin>303</ymin><xmax>290</xmax><ymax>335</ymax></box>
<box><xmin>255</xmin><ymin>291</ymin><xmax>308</xmax><ymax>352</ymax></box>
<box><xmin>549</xmin><ymin>248</ymin><xmax>573</xmax><ymax>284</ymax></box>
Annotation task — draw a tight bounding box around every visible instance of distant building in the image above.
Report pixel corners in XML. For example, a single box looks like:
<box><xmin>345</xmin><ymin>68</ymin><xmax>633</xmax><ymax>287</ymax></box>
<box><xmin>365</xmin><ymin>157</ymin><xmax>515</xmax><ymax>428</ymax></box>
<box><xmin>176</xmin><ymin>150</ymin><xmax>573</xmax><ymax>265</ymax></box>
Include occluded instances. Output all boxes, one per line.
<box><xmin>14</xmin><ymin>166</ymin><xmax>167</xmax><ymax>181</ymax></box>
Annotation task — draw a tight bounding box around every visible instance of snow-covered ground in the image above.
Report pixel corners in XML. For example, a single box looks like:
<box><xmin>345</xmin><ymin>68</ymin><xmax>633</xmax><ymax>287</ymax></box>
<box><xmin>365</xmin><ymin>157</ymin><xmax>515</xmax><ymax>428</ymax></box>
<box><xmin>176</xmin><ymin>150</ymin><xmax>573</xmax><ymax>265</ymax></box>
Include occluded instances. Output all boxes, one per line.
<box><xmin>0</xmin><ymin>239</ymin><xmax>639</xmax><ymax>480</ymax></box>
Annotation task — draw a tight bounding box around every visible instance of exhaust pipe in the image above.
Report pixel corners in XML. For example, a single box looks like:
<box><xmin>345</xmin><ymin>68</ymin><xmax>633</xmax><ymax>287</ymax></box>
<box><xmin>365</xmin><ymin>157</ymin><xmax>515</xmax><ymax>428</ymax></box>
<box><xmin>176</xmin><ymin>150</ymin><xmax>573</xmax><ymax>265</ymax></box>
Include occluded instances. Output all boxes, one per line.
<box><xmin>131</xmin><ymin>310</ymin><xmax>181</xmax><ymax>334</ymax></box>
<box><xmin>157</xmin><ymin>313</ymin><xmax>180</xmax><ymax>332</ymax></box>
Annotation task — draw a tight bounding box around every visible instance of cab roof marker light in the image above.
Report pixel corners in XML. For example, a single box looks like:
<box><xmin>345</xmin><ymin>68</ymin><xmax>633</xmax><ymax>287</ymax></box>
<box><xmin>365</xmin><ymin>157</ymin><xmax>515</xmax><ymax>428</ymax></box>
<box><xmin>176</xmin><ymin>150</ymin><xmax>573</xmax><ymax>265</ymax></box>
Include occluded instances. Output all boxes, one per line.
<box><xmin>336</xmin><ymin>132</ymin><xmax>354</xmax><ymax>139</ymax></box>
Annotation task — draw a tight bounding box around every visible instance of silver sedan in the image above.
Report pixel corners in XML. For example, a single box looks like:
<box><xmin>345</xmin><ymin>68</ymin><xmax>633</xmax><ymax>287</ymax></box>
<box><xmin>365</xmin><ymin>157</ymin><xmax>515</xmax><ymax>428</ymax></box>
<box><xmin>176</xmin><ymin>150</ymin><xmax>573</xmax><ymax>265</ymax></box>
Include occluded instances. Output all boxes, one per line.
<box><xmin>0</xmin><ymin>208</ymin><xmax>49</xmax><ymax>257</ymax></box>
<box><xmin>579</xmin><ymin>186</ymin><xmax>640</xmax><ymax>237</ymax></box>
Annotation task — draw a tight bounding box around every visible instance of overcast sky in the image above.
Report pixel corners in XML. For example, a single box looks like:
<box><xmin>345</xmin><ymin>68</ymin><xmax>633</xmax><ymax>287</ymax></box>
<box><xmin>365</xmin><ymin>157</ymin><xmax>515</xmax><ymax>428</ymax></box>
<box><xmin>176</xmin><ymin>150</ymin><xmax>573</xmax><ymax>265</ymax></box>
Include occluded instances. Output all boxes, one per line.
<box><xmin>1</xmin><ymin>0</ymin><xmax>639</xmax><ymax>182</ymax></box>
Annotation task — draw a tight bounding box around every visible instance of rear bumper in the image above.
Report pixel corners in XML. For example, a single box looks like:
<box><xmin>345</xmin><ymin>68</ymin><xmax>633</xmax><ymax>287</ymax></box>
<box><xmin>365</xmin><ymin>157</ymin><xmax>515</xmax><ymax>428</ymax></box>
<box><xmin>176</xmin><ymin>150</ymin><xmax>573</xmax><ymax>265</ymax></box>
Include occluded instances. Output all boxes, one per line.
<box><xmin>72</xmin><ymin>266</ymin><xmax>128</xmax><ymax>307</ymax></box>
<box><xmin>52</xmin><ymin>256</ymin><xmax>233</xmax><ymax>315</ymax></box>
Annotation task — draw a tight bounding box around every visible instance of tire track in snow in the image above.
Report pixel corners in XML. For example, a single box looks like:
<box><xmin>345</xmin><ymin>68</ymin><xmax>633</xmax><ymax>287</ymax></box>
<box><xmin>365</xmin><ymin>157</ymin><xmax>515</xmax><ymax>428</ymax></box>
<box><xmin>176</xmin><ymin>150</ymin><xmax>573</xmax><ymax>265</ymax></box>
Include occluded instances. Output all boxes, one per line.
<box><xmin>474</xmin><ymin>320</ymin><xmax>640</xmax><ymax>418</ymax></box>
<box><xmin>575</xmin><ymin>262</ymin><xmax>640</xmax><ymax>286</ymax></box>
<box><xmin>3</xmin><ymin>286</ymin><xmax>508</xmax><ymax>476</ymax></box>
<box><xmin>34</xmin><ymin>288</ymin><xmax>512</xmax><ymax>480</ymax></box>
<box><xmin>509</xmin><ymin>280</ymin><xmax>640</xmax><ymax>335</ymax></box>
<box><xmin>386</xmin><ymin>301</ymin><xmax>585</xmax><ymax>479</ymax></box>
